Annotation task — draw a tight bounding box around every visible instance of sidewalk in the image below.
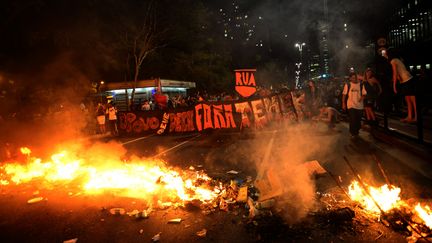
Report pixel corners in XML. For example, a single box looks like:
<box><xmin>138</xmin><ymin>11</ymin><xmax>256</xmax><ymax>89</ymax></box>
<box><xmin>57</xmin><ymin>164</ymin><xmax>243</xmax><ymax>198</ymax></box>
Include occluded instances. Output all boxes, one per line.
<box><xmin>340</xmin><ymin>122</ymin><xmax>432</xmax><ymax>181</ymax></box>
<box><xmin>375</xmin><ymin>110</ymin><xmax>432</xmax><ymax>144</ymax></box>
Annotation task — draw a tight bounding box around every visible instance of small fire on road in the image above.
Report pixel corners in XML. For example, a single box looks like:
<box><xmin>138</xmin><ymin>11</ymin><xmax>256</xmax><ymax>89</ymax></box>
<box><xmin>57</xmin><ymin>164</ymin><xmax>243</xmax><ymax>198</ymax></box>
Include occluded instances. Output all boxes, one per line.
<box><xmin>348</xmin><ymin>180</ymin><xmax>432</xmax><ymax>239</ymax></box>
<box><xmin>1</xmin><ymin>146</ymin><xmax>220</xmax><ymax>205</ymax></box>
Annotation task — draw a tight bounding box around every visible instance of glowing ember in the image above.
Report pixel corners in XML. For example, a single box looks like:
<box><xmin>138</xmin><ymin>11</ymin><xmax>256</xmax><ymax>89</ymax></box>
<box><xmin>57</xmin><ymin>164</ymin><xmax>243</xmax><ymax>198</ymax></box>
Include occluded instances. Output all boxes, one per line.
<box><xmin>415</xmin><ymin>204</ymin><xmax>432</xmax><ymax>229</ymax></box>
<box><xmin>20</xmin><ymin>147</ymin><xmax>31</xmax><ymax>156</ymax></box>
<box><xmin>348</xmin><ymin>180</ymin><xmax>402</xmax><ymax>213</ymax></box>
<box><xmin>348</xmin><ymin>180</ymin><xmax>432</xmax><ymax>234</ymax></box>
<box><xmin>0</xmin><ymin>147</ymin><xmax>219</xmax><ymax>204</ymax></box>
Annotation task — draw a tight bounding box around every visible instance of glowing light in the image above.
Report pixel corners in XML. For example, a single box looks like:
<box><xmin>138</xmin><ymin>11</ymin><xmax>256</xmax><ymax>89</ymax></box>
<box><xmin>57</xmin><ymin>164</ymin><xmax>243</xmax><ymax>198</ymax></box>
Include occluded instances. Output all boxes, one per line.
<box><xmin>1</xmin><ymin>146</ymin><xmax>219</xmax><ymax>204</ymax></box>
<box><xmin>348</xmin><ymin>180</ymin><xmax>402</xmax><ymax>213</ymax></box>
<box><xmin>415</xmin><ymin>204</ymin><xmax>432</xmax><ymax>229</ymax></box>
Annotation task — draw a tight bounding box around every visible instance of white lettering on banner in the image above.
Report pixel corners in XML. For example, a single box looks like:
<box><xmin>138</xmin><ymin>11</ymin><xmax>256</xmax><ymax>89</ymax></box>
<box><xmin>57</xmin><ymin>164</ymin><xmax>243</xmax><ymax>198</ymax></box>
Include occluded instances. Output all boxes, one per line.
<box><xmin>157</xmin><ymin>113</ymin><xmax>169</xmax><ymax>134</ymax></box>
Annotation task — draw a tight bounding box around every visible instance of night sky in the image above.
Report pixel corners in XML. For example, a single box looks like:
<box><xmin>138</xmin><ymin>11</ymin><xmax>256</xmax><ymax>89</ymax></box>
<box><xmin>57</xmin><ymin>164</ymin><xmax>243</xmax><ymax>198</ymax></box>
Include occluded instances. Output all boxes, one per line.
<box><xmin>0</xmin><ymin>0</ymin><xmax>403</xmax><ymax>89</ymax></box>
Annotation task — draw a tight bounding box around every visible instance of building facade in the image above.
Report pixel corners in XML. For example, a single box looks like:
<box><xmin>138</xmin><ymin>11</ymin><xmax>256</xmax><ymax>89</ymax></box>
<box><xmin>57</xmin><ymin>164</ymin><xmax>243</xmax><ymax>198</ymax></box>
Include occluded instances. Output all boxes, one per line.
<box><xmin>387</xmin><ymin>0</ymin><xmax>432</xmax><ymax>72</ymax></box>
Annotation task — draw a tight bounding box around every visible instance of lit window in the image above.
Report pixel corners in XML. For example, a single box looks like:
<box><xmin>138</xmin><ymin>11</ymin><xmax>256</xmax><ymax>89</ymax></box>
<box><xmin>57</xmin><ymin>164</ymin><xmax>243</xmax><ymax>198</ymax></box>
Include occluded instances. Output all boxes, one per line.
<box><xmin>417</xmin><ymin>65</ymin><xmax>421</xmax><ymax>70</ymax></box>
<box><xmin>426</xmin><ymin>64</ymin><xmax>430</xmax><ymax>69</ymax></box>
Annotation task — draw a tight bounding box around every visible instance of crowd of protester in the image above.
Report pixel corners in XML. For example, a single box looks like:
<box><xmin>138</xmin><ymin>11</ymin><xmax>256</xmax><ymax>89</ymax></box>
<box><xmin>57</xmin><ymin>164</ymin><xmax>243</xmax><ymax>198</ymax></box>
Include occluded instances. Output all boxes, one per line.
<box><xmin>89</xmin><ymin>46</ymin><xmax>431</xmax><ymax>137</ymax></box>
<box><xmin>299</xmin><ymin>46</ymin><xmax>431</xmax><ymax>139</ymax></box>
<box><xmin>1</xmin><ymin>46</ymin><xmax>430</xmax><ymax>140</ymax></box>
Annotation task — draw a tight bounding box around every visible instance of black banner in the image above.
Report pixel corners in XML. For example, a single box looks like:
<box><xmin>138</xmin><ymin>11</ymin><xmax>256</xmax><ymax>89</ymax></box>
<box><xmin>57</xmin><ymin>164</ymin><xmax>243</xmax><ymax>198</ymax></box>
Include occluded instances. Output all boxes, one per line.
<box><xmin>118</xmin><ymin>91</ymin><xmax>301</xmax><ymax>136</ymax></box>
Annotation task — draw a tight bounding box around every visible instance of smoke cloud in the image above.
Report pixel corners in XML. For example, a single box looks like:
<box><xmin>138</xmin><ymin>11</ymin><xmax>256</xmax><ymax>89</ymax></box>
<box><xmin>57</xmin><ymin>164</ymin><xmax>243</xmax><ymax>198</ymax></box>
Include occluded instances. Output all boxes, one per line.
<box><xmin>201</xmin><ymin>122</ymin><xmax>338</xmax><ymax>224</ymax></box>
<box><xmin>0</xmin><ymin>52</ymin><xmax>95</xmax><ymax>154</ymax></box>
<box><xmin>252</xmin><ymin>123</ymin><xmax>337</xmax><ymax>223</ymax></box>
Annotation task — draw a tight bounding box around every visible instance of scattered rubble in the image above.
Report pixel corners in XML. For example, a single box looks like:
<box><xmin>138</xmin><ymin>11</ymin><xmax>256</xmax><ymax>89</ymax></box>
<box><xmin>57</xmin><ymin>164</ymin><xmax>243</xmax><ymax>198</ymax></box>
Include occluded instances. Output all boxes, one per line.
<box><xmin>151</xmin><ymin>232</ymin><xmax>161</xmax><ymax>242</ymax></box>
<box><xmin>168</xmin><ymin>218</ymin><xmax>182</xmax><ymax>224</ymax></box>
<box><xmin>226</xmin><ymin>170</ymin><xmax>239</xmax><ymax>175</ymax></box>
<box><xmin>109</xmin><ymin>208</ymin><xmax>126</xmax><ymax>215</ymax></box>
<box><xmin>27</xmin><ymin>196</ymin><xmax>45</xmax><ymax>204</ymax></box>
<box><xmin>63</xmin><ymin>238</ymin><xmax>78</xmax><ymax>243</ymax></box>
<box><xmin>196</xmin><ymin>229</ymin><xmax>207</xmax><ymax>238</ymax></box>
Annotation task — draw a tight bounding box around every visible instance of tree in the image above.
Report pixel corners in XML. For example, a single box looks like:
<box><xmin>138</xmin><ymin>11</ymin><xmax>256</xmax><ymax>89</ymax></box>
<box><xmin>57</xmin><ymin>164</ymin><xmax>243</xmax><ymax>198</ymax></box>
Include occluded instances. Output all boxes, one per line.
<box><xmin>116</xmin><ymin>1</ymin><xmax>167</xmax><ymax>108</ymax></box>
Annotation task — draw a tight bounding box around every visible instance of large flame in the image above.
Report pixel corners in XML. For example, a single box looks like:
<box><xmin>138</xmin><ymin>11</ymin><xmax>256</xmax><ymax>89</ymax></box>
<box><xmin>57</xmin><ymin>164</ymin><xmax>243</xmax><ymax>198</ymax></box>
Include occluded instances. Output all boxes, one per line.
<box><xmin>0</xmin><ymin>147</ymin><xmax>219</xmax><ymax>204</ymax></box>
<box><xmin>348</xmin><ymin>180</ymin><xmax>402</xmax><ymax>213</ymax></box>
<box><xmin>348</xmin><ymin>180</ymin><xmax>432</xmax><ymax>232</ymax></box>
<box><xmin>415</xmin><ymin>204</ymin><xmax>432</xmax><ymax>229</ymax></box>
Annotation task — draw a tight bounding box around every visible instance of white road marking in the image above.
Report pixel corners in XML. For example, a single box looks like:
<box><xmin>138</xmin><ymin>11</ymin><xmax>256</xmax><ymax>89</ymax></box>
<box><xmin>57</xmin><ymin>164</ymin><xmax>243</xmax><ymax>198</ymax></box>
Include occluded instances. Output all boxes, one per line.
<box><xmin>121</xmin><ymin>134</ymin><xmax>156</xmax><ymax>145</ymax></box>
<box><xmin>152</xmin><ymin>134</ymin><xmax>202</xmax><ymax>158</ymax></box>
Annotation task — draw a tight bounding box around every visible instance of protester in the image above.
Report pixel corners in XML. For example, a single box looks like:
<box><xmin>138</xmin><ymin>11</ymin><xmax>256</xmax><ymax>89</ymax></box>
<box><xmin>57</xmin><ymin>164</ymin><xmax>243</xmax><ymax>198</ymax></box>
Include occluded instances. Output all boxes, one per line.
<box><xmin>106</xmin><ymin>102</ymin><xmax>118</xmax><ymax>136</ymax></box>
<box><xmin>303</xmin><ymin>80</ymin><xmax>321</xmax><ymax>119</ymax></box>
<box><xmin>383</xmin><ymin>48</ymin><xmax>417</xmax><ymax>123</ymax></box>
<box><xmin>363</xmin><ymin>68</ymin><xmax>382</xmax><ymax>125</ymax></box>
<box><xmin>141</xmin><ymin>100</ymin><xmax>151</xmax><ymax>111</ymax></box>
<box><xmin>312</xmin><ymin>105</ymin><xmax>339</xmax><ymax>130</ymax></box>
<box><xmin>96</xmin><ymin>103</ymin><xmax>106</xmax><ymax>134</ymax></box>
<box><xmin>375</xmin><ymin>47</ymin><xmax>395</xmax><ymax>115</ymax></box>
<box><xmin>342</xmin><ymin>72</ymin><xmax>367</xmax><ymax>138</ymax></box>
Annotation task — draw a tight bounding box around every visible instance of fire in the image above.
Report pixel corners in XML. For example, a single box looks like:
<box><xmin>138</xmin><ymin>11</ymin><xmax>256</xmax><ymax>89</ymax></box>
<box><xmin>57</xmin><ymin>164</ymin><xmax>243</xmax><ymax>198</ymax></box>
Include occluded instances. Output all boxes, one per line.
<box><xmin>415</xmin><ymin>204</ymin><xmax>432</xmax><ymax>229</ymax></box>
<box><xmin>0</xmin><ymin>146</ymin><xmax>219</xmax><ymax>204</ymax></box>
<box><xmin>348</xmin><ymin>180</ymin><xmax>432</xmax><ymax>232</ymax></box>
<box><xmin>348</xmin><ymin>180</ymin><xmax>402</xmax><ymax>213</ymax></box>
<box><xmin>20</xmin><ymin>147</ymin><xmax>31</xmax><ymax>156</ymax></box>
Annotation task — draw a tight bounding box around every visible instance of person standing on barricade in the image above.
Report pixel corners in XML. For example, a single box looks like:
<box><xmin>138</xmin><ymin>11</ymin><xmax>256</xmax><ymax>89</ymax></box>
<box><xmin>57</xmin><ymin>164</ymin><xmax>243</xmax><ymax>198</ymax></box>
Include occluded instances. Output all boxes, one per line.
<box><xmin>383</xmin><ymin>48</ymin><xmax>417</xmax><ymax>123</ymax></box>
<box><xmin>342</xmin><ymin>72</ymin><xmax>367</xmax><ymax>138</ymax></box>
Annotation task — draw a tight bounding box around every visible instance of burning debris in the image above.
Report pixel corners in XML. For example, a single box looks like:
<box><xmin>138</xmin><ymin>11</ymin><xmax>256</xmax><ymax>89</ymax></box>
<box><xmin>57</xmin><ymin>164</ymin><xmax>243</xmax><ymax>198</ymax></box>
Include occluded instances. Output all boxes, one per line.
<box><xmin>347</xmin><ymin>179</ymin><xmax>432</xmax><ymax>241</ymax></box>
<box><xmin>0</xmin><ymin>146</ymin><xmax>221</xmax><ymax>205</ymax></box>
<box><xmin>1</xmin><ymin>145</ymin><xmax>432</xmax><ymax>242</ymax></box>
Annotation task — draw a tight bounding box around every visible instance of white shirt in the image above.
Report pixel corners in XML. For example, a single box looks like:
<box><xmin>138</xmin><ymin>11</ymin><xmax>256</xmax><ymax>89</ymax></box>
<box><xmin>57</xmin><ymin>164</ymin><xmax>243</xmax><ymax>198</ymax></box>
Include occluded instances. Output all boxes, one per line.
<box><xmin>343</xmin><ymin>82</ymin><xmax>367</xmax><ymax>110</ymax></box>
<box><xmin>107</xmin><ymin>107</ymin><xmax>117</xmax><ymax>120</ymax></box>
<box><xmin>141</xmin><ymin>103</ymin><xmax>151</xmax><ymax>111</ymax></box>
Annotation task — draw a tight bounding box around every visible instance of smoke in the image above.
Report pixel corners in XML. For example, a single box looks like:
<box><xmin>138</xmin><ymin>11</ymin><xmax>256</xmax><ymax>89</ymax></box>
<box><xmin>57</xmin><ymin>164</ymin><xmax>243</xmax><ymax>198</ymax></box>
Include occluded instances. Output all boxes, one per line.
<box><xmin>220</xmin><ymin>0</ymin><xmax>398</xmax><ymax>77</ymax></box>
<box><xmin>191</xmin><ymin>120</ymin><xmax>338</xmax><ymax>225</ymax></box>
<box><xmin>0</xmin><ymin>52</ymin><xmax>95</xmax><ymax>150</ymax></box>
<box><xmin>251</xmin><ymin>123</ymin><xmax>338</xmax><ymax>223</ymax></box>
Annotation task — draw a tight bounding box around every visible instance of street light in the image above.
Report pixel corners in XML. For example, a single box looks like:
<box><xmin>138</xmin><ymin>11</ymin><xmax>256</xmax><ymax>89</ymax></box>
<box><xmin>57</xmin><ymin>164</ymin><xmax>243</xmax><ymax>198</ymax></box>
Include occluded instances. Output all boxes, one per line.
<box><xmin>295</xmin><ymin>42</ymin><xmax>306</xmax><ymax>52</ymax></box>
<box><xmin>98</xmin><ymin>80</ymin><xmax>105</xmax><ymax>102</ymax></box>
<box><xmin>294</xmin><ymin>42</ymin><xmax>306</xmax><ymax>89</ymax></box>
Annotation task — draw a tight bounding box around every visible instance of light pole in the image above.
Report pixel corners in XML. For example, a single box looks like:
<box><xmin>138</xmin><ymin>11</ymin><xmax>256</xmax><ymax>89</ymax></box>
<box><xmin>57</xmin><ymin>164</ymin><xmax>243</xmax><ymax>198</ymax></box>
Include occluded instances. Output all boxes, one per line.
<box><xmin>294</xmin><ymin>42</ymin><xmax>305</xmax><ymax>89</ymax></box>
<box><xmin>98</xmin><ymin>80</ymin><xmax>105</xmax><ymax>103</ymax></box>
<box><xmin>295</xmin><ymin>42</ymin><xmax>306</xmax><ymax>53</ymax></box>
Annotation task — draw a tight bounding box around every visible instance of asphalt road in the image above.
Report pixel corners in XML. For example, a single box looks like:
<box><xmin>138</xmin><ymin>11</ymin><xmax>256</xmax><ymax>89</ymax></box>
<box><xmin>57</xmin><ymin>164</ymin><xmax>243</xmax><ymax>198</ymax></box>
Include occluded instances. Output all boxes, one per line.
<box><xmin>1</xmin><ymin>122</ymin><xmax>431</xmax><ymax>242</ymax></box>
